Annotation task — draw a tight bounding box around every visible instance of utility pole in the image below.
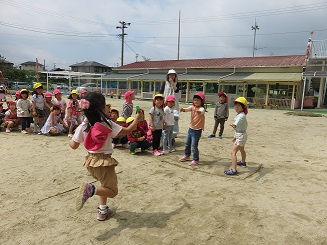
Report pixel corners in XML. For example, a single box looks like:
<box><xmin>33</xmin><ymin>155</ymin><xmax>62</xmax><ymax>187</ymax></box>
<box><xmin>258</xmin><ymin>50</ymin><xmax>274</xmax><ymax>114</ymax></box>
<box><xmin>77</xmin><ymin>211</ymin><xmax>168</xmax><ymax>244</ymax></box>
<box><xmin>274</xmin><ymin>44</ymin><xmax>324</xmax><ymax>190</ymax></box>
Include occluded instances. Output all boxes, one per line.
<box><xmin>177</xmin><ymin>10</ymin><xmax>181</xmax><ymax>60</ymax></box>
<box><xmin>251</xmin><ymin>19</ymin><xmax>259</xmax><ymax>57</ymax></box>
<box><xmin>116</xmin><ymin>21</ymin><xmax>131</xmax><ymax>66</ymax></box>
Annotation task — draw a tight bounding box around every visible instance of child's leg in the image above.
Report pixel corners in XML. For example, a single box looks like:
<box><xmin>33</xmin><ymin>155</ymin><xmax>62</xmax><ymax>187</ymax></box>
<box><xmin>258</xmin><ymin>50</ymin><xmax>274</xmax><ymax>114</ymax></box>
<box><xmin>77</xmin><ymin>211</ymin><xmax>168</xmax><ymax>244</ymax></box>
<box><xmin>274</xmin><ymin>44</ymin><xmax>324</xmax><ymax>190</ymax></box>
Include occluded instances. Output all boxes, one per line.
<box><xmin>231</xmin><ymin>145</ymin><xmax>242</xmax><ymax>171</ymax></box>
<box><xmin>218</xmin><ymin>118</ymin><xmax>225</xmax><ymax>136</ymax></box>
<box><xmin>97</xmin><ymin>187</ymin><xmax>117</xmax><ymax>205</ymax></box>
<box><xmin>184</xmin><ymin>129</ymin><xmax>192</xmax><ymax>157</ymax></box>
<box><xmin>212</xmin><ymin>118</ymin><xmax>219</xmax><ymax>135</ymax></box>
<box><xmin>167</xmin><ymin>126</ymin><xmax>174</xmax><ymax>149</ymax></box>
<box><xmin>239</xmin><ymin>146</ymin><xmax>246</xmax><ymax>162</ymax></box>
<box><xmin>33</xmin><ymin>116</ymin><xmax>39</xmax><ymax>132</ymax></box>
<box><xmin>191</xmin><ymin>129</ymin><xmax>202</xmax><ymax>161</ymax></box>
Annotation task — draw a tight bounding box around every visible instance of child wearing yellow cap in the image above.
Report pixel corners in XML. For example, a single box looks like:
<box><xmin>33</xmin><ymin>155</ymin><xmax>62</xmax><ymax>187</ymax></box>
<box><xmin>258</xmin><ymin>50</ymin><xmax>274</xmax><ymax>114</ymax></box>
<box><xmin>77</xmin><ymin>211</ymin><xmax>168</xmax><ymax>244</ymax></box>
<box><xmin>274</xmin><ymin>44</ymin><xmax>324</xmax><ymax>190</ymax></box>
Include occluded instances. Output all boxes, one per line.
<box><xmin>224</xmin><ymin>97</ymin><xmax>248</xmax><ymax>176</ymax></box>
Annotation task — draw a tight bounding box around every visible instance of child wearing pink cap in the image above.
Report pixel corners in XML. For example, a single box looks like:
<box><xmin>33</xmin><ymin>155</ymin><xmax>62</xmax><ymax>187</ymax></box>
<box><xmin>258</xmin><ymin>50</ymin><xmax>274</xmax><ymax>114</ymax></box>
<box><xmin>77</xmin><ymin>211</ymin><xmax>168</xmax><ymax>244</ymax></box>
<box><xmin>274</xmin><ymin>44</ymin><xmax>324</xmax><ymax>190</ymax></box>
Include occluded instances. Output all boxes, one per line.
<box><xmin>52</xmin><ymin>89</ymin><xmax>67</xmax><ymax>120</ymax></box>
<box><xmin>122</xmin><ymin>90</ymin><xmax>135</xmax><ymax>119</ymax></box>
<box><xmin>69</xmin><ymin>92</ymin><xmax>141</xmax><ymax>221</ymax></box>
<box><xmin>4</xmin><ymin>101</ymin><xmax>20</xmax><ymax>133</ymax></box>
<box><xmin>44</xmin><ymin>92</ymin><xmax>53</xmax><ymax>120</ymax></box>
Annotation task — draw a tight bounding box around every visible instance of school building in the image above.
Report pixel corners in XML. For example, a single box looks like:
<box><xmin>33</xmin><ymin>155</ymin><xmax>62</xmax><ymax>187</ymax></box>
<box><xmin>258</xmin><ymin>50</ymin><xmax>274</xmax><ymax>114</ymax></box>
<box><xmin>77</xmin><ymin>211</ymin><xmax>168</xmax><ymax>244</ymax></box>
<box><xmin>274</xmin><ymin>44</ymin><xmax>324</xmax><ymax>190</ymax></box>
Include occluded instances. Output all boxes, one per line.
<box><xmin>98</xmin><ymin>39</ymin><xmax>327</xmax><ymax>110</ymax></box>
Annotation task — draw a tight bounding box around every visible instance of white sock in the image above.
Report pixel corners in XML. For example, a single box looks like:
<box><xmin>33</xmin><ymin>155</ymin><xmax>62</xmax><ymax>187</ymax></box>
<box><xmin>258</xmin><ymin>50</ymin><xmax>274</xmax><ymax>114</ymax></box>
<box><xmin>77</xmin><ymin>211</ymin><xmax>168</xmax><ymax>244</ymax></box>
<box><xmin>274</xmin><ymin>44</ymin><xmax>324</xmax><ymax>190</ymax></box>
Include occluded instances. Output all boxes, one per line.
<box><xmin>99</xmin><ymin>204</ymin><xmax>108</xmax><ymax>210</ymax></box>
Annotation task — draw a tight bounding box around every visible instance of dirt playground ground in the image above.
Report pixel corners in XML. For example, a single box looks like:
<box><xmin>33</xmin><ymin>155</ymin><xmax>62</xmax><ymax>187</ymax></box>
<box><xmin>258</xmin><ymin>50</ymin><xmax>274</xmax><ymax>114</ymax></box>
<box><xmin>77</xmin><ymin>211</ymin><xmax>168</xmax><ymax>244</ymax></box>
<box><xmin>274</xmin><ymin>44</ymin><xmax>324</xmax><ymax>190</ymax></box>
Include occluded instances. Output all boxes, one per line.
<box><xmin>0</xmin><ymin>98</ymin><xmax>326</xmax><ymax>245</ymax></box>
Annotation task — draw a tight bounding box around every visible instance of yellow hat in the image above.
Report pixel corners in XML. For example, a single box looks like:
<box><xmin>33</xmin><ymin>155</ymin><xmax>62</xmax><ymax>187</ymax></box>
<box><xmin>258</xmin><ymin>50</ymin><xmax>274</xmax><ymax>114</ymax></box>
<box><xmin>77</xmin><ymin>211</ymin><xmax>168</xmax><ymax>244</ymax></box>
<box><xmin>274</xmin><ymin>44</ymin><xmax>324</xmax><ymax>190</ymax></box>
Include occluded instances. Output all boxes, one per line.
<box><xmin>71</xmin><ymin>89</ymin><xmax>79</xmax><ymax>94</ymax></box>
<box><xmin>153</xmin><ymin>93</ymin><xmax>164</xmax><ymax>99</ymax></box>
<box><xmin>33</xmin><ymin>82</ymin><xmax>43</xmax><ymax>89</ymax></box>
<box><xmin>233</xmin><ymin>97</ymin><xmax>248</xmax><ymax>107</ymax></box>
<box><xmin>126</xmin><ymin>117</ymin><xmax>135</xmax><ymax>124</ymax></box>
<box><xmin>116</xmin><ymin>117</ymin><xmax>126</xmax><ymax>123</ymax></box>
<box><xmin>20</xmin><ymin>88</ymin><xmax>29</xmax><ymax>93</ymax></box>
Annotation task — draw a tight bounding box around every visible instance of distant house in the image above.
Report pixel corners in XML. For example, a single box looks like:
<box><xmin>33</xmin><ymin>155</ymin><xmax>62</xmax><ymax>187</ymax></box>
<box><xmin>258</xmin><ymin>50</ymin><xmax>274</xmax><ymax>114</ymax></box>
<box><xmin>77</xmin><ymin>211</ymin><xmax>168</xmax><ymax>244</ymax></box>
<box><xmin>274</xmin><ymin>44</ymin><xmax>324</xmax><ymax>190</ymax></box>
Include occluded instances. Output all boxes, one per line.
<box><xmin>70</xmin><ymin>61</ymin><xmax>111</xmax><ymax>74</ymax></box>
<box><xmin>20</xmin><ymin>61</ymin><xmax>45</xmax><ymax>71</ymax></box>
<box><xmin>0</xmin><ymin>60</ymin><xmax>14</xmax><ymax>69</ymax></box>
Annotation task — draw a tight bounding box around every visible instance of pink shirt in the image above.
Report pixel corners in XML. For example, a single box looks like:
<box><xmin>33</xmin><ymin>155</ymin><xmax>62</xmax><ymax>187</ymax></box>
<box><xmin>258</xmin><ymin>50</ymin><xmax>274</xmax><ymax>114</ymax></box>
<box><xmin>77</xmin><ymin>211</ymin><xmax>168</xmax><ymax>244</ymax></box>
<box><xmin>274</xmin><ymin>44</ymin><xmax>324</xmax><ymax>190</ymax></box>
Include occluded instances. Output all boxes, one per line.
<box><xmin>184</xmin><ymin>105</ymin><xmax>205</xmax><ymax>130</ymax></box>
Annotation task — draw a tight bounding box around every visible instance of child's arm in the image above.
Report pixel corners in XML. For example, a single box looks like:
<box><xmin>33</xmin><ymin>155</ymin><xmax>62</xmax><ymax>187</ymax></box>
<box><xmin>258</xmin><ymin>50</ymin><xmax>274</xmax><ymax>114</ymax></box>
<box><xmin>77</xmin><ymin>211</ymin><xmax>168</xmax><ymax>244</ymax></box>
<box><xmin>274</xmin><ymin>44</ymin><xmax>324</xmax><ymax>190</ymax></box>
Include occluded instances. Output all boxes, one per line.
<box><xmin>120</xmin><ymin>113</ymin><xmax>142</xmax><ymax>135</ymax></box>
<box><xmin>31</xmin><ymin>98</ymin><xmax>37</xmax><ymax>117</ymax></box>
<box><xmin>44</xmin><ymin>101</ymin><xmax>51</xmax><ymax>109</ymax></box>
<box><xmin>50</xmin><ymin>112</ymin><xmax>55</xmax><ymax>127</ymax></box>
<box><xmin>180</xmin><ymin>106</ymin><xmax>192</xmax><ymax>112</ymax></box>
<box><xmin>58</xmin><ymin>117</ymin><xmax>68</xmax><ymax>128</ymax></box>
<box><xmin>69</xmin><ymin>139</ymin><xmax>80</xmax><ymax>149</ymax></box>
<box><xmin>148</xmin><ymin>111</ymin><xmax>155</xmax><ymax>131</ymax></box>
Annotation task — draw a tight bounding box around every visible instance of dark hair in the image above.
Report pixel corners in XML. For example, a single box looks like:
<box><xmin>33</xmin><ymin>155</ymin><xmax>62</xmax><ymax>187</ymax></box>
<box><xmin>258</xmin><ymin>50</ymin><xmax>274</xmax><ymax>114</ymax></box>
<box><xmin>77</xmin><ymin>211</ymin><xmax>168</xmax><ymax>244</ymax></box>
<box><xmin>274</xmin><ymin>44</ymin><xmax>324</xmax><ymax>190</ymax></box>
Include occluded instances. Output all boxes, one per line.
<box><xmin>193</xmin><ymin>95</ymin><xmax>205</xmax><ymax>107</ymax></box>
<box><xmin>234</xmin><ymin>101</ymin><xmax>245</xmax><ymax>110</ymax></box>
<box><xmin>68</xmin><ymin>93</ymin><xmax>80</xmax><ymax>100</ymax></box>
<box><xmin>83</xmin><ymin>92</ymin><xmax>111</xmax><ymax>131</ymax></box>
<box><xmin>32</xmin><ymin>87</ymin><xmax>44</xmax><ymax>98</ymax></box>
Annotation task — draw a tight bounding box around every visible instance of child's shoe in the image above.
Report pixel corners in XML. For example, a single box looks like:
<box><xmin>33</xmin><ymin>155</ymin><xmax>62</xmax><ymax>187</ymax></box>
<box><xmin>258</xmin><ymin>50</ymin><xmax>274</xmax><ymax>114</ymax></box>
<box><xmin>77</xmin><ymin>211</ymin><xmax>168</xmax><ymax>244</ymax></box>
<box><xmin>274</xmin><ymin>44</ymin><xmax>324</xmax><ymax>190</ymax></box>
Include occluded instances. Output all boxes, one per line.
<box><xmin>5</xmin><ymin>128</ymin><xmax>10</xmax><ymax>133</ymax></box>
<box><xmin>208</xmin><ymin>134</ymin><xmax>215</xmax><ymax>138</ymax></box>
<box><xmin>188</xmin><ymin>160</ymin><xmax>199</xmax><ymax>166</ymax></box>
<box><xmin>68</xmin><ymin>134</ymin><xmax>73</xmax><ymax>138</ymax></box>
<box><xmin>169</xmin><ymin>148</ymin><xmax>176</xmax><ymax>152</ymax></box>
<box><xmin>130</xmin><ymin>151</ymin><xmax>136</xmax><ymax>155</ymax></box>
<box><xmin>179</xmin><ymin>155</ymin><xmax>190</xmax><ymax>162</ymax></box>
<box><xmin>224</xmin><ymin>169</ymin><xmax>238</xmax><ymax>175</ymax></box>
<box><xmin>237</xmin><ymin>161</ymin><xmax>247</xmax><ymax>167</ymax></box>
<box><xmin>21</xmin><ymin>130</ymin><xmax>28</xmax><ymax>134</ymax></box>
<box><xmin>153</xmin><ymin>150</ymin><xmax>161</xmax><ymax>156</ymax></box>
<box><xmin>76</xmin><ymin>183</ymin><xmax>95</xmax><ymax>211</ymax></box>
<box><xmin>33</xmin><ymin>131</ymin><xmax>39</xmax><ymax>135</ymax></box>
<box><xmin>97</xmin><ymin>206</ymin><xmax>113</xmax><ymax>221</ymax></box>
<box><xmin>217</xmin><ymin>136</ymin><xmax>223</xmax><ymax>139</ymax></box>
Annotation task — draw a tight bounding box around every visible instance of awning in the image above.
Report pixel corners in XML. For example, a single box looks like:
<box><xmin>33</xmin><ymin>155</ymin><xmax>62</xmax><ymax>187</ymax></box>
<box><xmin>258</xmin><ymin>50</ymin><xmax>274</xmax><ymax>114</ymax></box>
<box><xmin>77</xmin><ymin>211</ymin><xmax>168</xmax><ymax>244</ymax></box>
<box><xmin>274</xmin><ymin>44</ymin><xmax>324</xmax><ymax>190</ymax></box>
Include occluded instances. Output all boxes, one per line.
<box><xmin>302</xmin><ymin>71</ymin><xmax>327</xmax><ymax>78</ymax></box>
<box><xmin>243</xmin><ymin>73</ymin><xmax>302</xmax><ymax>82</ymax></box>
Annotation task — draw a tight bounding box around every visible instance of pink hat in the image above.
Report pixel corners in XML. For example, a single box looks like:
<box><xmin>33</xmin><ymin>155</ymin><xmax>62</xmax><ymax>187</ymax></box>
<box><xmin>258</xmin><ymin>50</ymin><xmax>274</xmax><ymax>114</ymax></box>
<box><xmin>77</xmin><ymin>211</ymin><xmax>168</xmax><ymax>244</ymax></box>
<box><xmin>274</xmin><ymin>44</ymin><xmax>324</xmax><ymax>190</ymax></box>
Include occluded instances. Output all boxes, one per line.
<box><xmin>218</xmin><ymin>91</ymin><xmax>228</xmax><ymax>102</ymax></box>
<box><xmin>166</xmin><ymin>95</ymin><xmax>176</xmax><ymax>102</ymax></box>
<box><xmin>194</xmin><ymin>92</ymin><xmax>206</xmax><ymax>102</ymax></box>
<box><xmin>84</xmin><ymin>122</ymin><xmax>112</xmax><ymax>151</ymax></box>
<box><xmin>44</xmin><ymin>92</ymin><xmax>52</xmax><ymax>98</ymax></box>
<box><xmin>124</xmin><ymin>90</ymin><xmax>134</xmax><ymax>99</ymax></box>
<box><xmin>53</xmin><ymin>89</ymin><xmax>61</xmax><ymax>95</ymax></box>
<box><xmin>80</xmin><ymin>89</ymin><xmax>87</xmax><ymax>94</ymax></box>
<box><xmin>8</xmin><ymin>100</ymin><xmax>16</xmax><ymax>105</ymax></box>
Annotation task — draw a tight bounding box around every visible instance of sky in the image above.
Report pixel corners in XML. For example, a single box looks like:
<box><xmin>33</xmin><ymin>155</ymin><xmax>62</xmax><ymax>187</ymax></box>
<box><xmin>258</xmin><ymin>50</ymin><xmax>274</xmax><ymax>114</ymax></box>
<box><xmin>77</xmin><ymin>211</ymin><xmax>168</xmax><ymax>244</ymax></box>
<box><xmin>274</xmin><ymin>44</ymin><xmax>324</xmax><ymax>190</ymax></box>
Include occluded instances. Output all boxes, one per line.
<box><xmin>0</xmin><ymin>0</ymin><xmax>326</xmax><ymax>70</ymax></box>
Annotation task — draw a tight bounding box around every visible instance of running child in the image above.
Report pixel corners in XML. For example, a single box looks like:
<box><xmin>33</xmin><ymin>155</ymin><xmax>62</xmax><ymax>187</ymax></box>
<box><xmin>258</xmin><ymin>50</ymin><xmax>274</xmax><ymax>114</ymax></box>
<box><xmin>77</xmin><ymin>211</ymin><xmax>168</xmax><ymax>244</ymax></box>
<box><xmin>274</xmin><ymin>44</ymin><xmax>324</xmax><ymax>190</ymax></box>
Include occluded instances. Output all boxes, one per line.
<box><xmin>208</xmin><ymin>92</ymin><xmax>229</xmax><ymax>139</ymax></box>
<box><xmin>224</xmin><ymin>97</ymin><xmax>248</xmax><ymax>175</ymax></box>
<box><xmin>69</xmin><ymin>92</ymin><xmax>141</xmax><ymax>221</ymax></box>
<box><xmin>41</xmin><ymin>104</ymin><xmax>68</xmax><ymax>135</ymax></box>
<box><xmin>149</xmin><ymin>94</ymin><xmax>165</xmax><ymax>156</ymax></box>
<box><xmin>31</xmin><ymin>82</ymin><xmax>45</xmax><ymax>134</ymax></box>
<box><xmin>3</xmin><ymin>101</ymin><xmax>20</xmax><ymax>133</ymax></box>
<box><xmin>179</xmin><ymin>92</ymin><xmax>206</xmax><ymax>166</ymax></box>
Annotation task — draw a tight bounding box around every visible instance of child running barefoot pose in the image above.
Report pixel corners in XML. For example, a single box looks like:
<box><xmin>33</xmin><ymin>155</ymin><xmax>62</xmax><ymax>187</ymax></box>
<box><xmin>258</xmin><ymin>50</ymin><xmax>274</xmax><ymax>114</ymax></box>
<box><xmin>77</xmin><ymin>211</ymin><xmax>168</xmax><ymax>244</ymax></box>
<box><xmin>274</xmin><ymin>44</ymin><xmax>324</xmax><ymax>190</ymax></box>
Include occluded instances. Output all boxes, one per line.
<box><xmin>179</xmin><ymin>92</ymin><xmax>206</xmax><ymax>166</ymax></box>
<box><xmin>149</xmin><ymin>94</ymin><xmax>165</xmax><ymax>156</ymax></box>
<box><xmin>224</xmin><ymin>97</ymin><xmax>248</xmax><ymax>176</ymax></box>
<box><xmin>208</xmin><ymin>92</ymin><xmax>229</xmax><ymax>139</ymax></box>
<box><xmin>31</xmin><ymin>83</ymin><xmax>46</xmax><ymax>134</ymax></box>
<box><xmin>41</xmin><ymin>104</ymin><xmax>68</xmax><ymax>135</ymax></box>
<box><xmin>69</xmin><ymin>92</ymin><xmax>141</xmax><ymax>221</ymax></box>
<box><xmin>3</xmin><ymin>101</ymin><xmax>20</xmax><ymax>133</ymax></box>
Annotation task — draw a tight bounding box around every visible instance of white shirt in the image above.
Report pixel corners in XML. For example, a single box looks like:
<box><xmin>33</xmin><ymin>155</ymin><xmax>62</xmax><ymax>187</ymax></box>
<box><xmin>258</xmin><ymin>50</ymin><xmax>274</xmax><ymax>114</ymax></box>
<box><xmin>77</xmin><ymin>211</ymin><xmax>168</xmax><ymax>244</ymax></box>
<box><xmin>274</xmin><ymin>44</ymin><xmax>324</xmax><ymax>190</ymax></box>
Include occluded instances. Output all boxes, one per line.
<box><xmin>72</xmin><ymin>120</ymin><xmax>122</xmax><ymax>154</ymax></box>
<box><xmin>164</xmin><ymin>106</ymin><xmax>175</xmax><ymax>126</ymax></box>
<box><xmin>233</xmin><ymin>112</ymin><xmax>247</xmax><ymax>133</ymax></box>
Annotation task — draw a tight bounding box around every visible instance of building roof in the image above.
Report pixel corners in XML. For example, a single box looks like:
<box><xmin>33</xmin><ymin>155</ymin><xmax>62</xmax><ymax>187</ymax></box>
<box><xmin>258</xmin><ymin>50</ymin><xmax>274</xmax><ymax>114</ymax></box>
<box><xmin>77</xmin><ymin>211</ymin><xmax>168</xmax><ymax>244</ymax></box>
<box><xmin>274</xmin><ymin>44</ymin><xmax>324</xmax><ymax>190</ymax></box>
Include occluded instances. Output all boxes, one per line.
<box><xmin>20</xmin><ymin>61</ymin><xmax>44</xmax><ymax>66</ymax></box>
<box><xmin>70</xmin><ymin>61</ymin><xmax>110</xmax><ymax>68</ymax></box>
<box><xmin>118</xmin><ymin>55</ymin><xmax>306</xmax><ymax>70</ymax></box>
<box><xmin>2</xmin><ymin>60</ymin><xmax>14</xmax><ymax>65</ymax></box>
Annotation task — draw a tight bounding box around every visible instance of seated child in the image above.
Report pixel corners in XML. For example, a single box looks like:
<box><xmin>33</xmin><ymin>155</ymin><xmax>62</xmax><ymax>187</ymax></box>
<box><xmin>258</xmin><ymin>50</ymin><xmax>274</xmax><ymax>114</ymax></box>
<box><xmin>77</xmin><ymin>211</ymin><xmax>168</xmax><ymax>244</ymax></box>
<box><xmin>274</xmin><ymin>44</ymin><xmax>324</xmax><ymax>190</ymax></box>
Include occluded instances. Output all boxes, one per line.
<box><xmin>3</xmin><ymin>101</ymin><xmax>20</xmax><ymax>133</ymax></box>
<box><xmin>44</xmin><ymin>92</ymin><xmax>53</xmax><ymax>120</ymax></box>
<box><xmin>112</xmin><ymin>116</ymin><xmax>129</xmax><ymax>148</ymax></box>
<box><xmin>41</xmin><ymin>104</ymin><xmax>68</xmax><ymax>135</ymax></box>
<box><xmin>0</xmin><ymin>102</ymin><xmax>6</xmax><ymax>127</ymax></box>
<box><xmin>126</xmin><ymin>116</ymin><xmax>152</xmax><ymax>155</ymax></box>
<box><xmin>110</xmin><ymin>108</ymin><xmax>119</xmax><ymax>122</ymax></box>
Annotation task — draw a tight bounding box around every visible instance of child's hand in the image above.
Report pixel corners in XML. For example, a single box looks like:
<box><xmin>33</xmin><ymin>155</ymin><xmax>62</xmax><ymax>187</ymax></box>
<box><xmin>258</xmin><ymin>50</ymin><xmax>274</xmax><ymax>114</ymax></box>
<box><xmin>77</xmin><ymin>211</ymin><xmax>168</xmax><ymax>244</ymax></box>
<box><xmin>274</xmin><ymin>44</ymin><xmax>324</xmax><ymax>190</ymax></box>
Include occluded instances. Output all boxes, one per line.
<box><xmin>149</xmin><ymin>124</ymin><xmax>155</xmax><ymax>131</ymax></box>
<box><xmin>230</xmin><ymin>124</ymin><xmax>236</xmax><ymax>128</ymax></box>
<box><xmin>180</xmin><ymin>108</ymin><xmax>185</xmax><ymax>112</ymax></box>
<box><xmin>135</xmin><ymin>112</ymin><xmax>142</xmax><ymax>121</ymax></box>
<box><xmin>232</xmin><ymin>138</ymin><xmax>236</xmax><ymax>142</ymax></box>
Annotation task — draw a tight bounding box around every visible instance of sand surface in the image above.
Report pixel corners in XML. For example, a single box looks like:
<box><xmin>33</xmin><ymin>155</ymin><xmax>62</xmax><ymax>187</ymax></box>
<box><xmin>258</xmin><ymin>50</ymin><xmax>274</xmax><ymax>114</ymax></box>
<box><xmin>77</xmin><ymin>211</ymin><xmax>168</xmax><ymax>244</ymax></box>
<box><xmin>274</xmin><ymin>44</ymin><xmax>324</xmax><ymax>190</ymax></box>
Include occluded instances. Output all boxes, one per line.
<box><xmin>0</xmin><ymin>98</ymin><xmax>326</xmax><ymax>245</ymax></box>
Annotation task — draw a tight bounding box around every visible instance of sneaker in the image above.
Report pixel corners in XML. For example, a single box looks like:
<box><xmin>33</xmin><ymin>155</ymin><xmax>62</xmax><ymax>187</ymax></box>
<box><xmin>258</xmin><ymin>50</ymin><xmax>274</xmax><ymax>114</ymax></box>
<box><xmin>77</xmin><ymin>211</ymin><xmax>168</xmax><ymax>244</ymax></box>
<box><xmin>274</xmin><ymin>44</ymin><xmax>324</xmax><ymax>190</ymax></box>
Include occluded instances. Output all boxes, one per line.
<box><xmin>169</xmin><ymin>148</ymin><xmax>176</xmax><ymax>152</ymax></box>
<box><xmin>224</xmin><ymin>169</ymin><xmax>238</xmax><ymax>175</ymax></box>
<box><xmin>33</xmin><ymin>131</ymin><xmax>39</xmax><ymax>135</ymax></box>
<box><xmin>208</xmin><ymin>134</ymin><xmax>215</xmax><ymax>138</ymax></box>
<box><xmin>237</xmin><ymin>161</ymin><xmax>247</xmax><ymax>167</ymax></box>
<box><xmin>188</xmin><ymin>160</ymin><xmax>199</xmax><ymax>166</ymax></box>
<box><xmin>179</xmin><ymin>155</ymin><xmax>190</xmax><ymax>162</ymax></box>
<box><xmin>97</xmin><ymin>206</ymin><xmax>113</xmax><ymax>221</ymax></box>
<box><xmin>122</xmin><ymin>143</ymin><xmax>129</xmax><ymax>149</ymax></box>
<box><xmin>21</xmin><ymin>130</ymin><xmax>28</xmax><ymax>134</ymax></box>
<box><xmin>161</xmin><ymin>150</ymin><xmax>169</xmax><ymax>154</ymax></box>
<box><xmin>130</xmin><ymin>151</ymin><xmax>136</xmax><ymax>155</ymax></box>
<box><xmin>76</xmin><ymin>183</ymin><xmax>95</xmax><ymax>211</ymax></box>
<box><xmin>218</xmin><ymin>136</ymin><xmax>223</xmax><ymax>139</ymax></box>
<box><xmin>5</xmin><ymin>128</ymin><xmax>10</xmax><ymax>133</ymax></box>
<box><xmin>153</xmin><ymin>150</ymin><xmax>161</xmax><ymax>156</ymax></box>
<box><xmin>68</xmin><ymin>134</ymin><xmax>73</xmax><ymax>138</ymax></box>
